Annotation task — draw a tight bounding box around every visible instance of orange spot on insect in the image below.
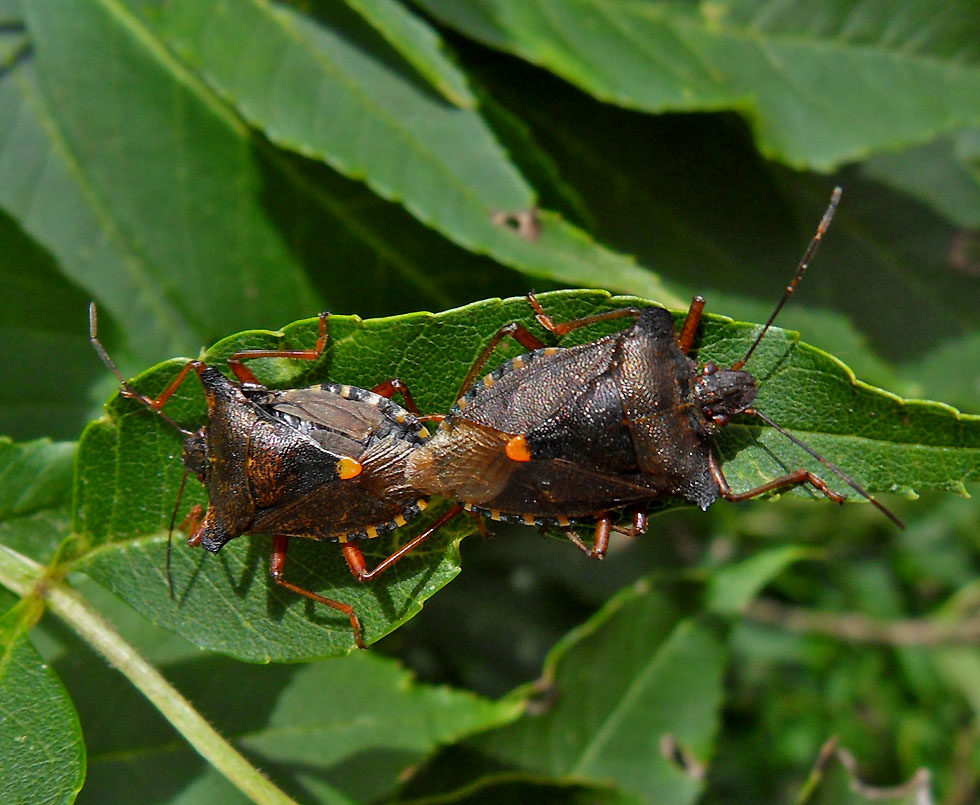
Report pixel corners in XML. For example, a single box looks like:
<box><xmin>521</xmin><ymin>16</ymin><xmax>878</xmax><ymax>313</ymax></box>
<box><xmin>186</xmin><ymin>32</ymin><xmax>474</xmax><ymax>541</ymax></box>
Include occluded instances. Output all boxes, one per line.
<box><xmin>505</xmin><ymin>434</ymin><xmax>532</xmax><ymax>462</ymax></box>
<box><xmin>337</xmin><ymin>457</ymin><xmax>363</xmax><ymax>479</ymax></box>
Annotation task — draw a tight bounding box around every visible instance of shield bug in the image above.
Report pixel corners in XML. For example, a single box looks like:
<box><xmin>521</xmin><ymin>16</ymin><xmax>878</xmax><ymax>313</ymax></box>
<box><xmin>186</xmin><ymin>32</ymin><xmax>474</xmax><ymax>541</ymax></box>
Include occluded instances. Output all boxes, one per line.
<box><xmin>90</xmin><ymin>308</ymin><xmax>457</xmax><ymax>647</ymax></box>
<box><xmin>406</xmin><ymin>187</ymin><xmax>902</xmax><ymax>557</ymax></box>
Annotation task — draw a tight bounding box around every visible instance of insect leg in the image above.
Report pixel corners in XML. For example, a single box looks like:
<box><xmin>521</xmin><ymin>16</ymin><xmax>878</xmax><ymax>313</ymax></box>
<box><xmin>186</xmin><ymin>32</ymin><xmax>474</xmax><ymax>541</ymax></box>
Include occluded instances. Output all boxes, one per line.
<box><xmin>561</xmin><ymin>509</ymin><xmax>647</xmax><ymax>560</ymax></box>
<box><xmin>460</xmin><ymin>293</ymin><xmax>641</xmax><ymax>402</ymax></box>
<box><xmin>742</xmin><ymin>409</ymin><xmax>904</xmax><ymax>527</ymax></box>
<box><xmin>370</xmin><ymin>377</ymin><xmax>422</xmax><ymax>416</ymax></box>
<box><xmin>610</xmin><ymin>507</ymin><xmax>648</xmax><ymax>538</ymax></box>
<box><xmin>165</xmin><ymin>473</ymin><xmax>194</xmax><ymax>599</ymax></box>
<box><xmin>525</xmin><ymin>292</ymin><xmax>641</xmax><ymax>337</ymax></box>
<box><xmin>180</xmin><ymin>503</ymin><xmax>205</xmax><ymax>537</ymax></box>
<box><xmin>590</xmin><ymin>517</ymin><xmax>611</xmax><ymax>559</ymax></box>
<box><xmin>454</xmin><ymin>322</ymin><xmax>550</xmax><ymax>402</ymax></box>
<box><xmin>131</xmin><ymin>360</ymin><xmax>207</xmax><ymax>416</ymax></box>
<box><xmin>341</xmin><ymin>505</ymin><xmax>464</xmax><ymax>582</ymax></box>
<box><xmin>372</xmin><ymin>374</ymin><xmax>446</xmax><ymax>435</ymax></box>
<box><xmin>270</xmin><ymin>534</ymin><xmax>365</xmax><ymax>649</ymax></box>
<box><xmin>709</xmin><ymin>454</ymin><xmax>846</xmax><ymax>505</ymax></box>
<box><xmin>90</xmin><ymin>303</ymin><xmax>204</xmax><ymax>435</ymax></box>
<box><xmin>165</xmin><ymin>490</ymin><xmax>204</xmax><ymax>597</ymax></box>
<box><xmin>559</xmin><ymin>527</ymin><xmax>592</xmax><ymax>556</ymax></box>
<box><xmin>677</xmin><ymin>297</ymin><xmax>705</xmax><ymax>353</ymax></box>
<box><xmin>472</xmin><ymin>512</ymin><xmax>492</xmax><ymax>538</ymax></box>
<box><xmin>558</xmin><ymin>516</ymin><xmax>611</xmax><ymax>559</ymax></box>
<box><xmin>227</xmin><ymin>311</ymin><xmax>329</xmax><ymax>384</ymax></box>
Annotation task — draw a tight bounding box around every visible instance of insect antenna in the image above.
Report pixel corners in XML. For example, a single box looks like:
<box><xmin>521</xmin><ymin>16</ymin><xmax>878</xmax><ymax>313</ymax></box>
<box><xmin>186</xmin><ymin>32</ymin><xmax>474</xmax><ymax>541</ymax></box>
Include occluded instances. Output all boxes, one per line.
<box><xmin>732</xmin><ymin>186</ymin><xmax>842</xmax><ymax>371</ymax></box>
<box><xmin>165</xmin><ymin>471</ymin><xmax>192</xmax><ymax>599</ymax></box>
<box><xmin>88</xmin><ymin>302</ymin><xmax>194</xmax><ymax>438</ymax></box>
<box><xmin>721</xmin><ymin>191</ymin><xmax>903</xmax><ymax>527</ymax></box>
<box><xmin>749</xmin><ymin>408</ymin><xmax>905</xmax><ymax>528</ymax></box>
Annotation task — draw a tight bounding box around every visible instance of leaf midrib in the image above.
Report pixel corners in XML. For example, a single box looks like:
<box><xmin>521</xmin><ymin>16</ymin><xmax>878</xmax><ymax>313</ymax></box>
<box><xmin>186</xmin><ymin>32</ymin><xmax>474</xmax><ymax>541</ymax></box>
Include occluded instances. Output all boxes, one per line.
<box><xmin>568</xmin><ymin>619</ymin><xmax>681</xmax><ymax>776</ymax></box>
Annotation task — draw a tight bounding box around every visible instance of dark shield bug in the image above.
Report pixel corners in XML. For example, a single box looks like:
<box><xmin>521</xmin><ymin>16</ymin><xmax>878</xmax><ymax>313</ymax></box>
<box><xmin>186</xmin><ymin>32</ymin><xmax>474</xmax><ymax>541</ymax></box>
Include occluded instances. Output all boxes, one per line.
<box><xmin>406</xmin><ymin>187</ymin><xmax>902</xmax><ymax>556</ymax></box>
<box><xmin>90</xmin><ymin>308</ymin><xmax>458</xmax><ymax>647</ymax></box>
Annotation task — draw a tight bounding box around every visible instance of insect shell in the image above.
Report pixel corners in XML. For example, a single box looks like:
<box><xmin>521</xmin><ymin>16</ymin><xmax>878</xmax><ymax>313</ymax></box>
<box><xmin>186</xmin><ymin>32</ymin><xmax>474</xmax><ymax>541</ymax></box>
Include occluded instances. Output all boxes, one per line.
<box><xmin>90</xmin><ymin>307</ymin><xmax>433</xmax><ymax>648</ymax></box>
<box><xmin>406</xmin><ymin>305</ymin><xmax>747</xmax><ymax>525</ymax></box>
<box><xmin>183</xmin><ymin>369</ymin><xmax>431</xmax><ymax>553</ymax></box>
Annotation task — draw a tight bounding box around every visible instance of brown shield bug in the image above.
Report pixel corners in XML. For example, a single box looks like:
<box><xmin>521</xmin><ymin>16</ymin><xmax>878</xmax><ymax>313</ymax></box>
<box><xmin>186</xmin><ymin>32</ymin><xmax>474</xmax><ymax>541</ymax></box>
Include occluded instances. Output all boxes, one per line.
<box><xmin>406</xmin><ymin>187</ymin><xmax>903</xmax><ymax>557</ymax></box>
<box><xmin>89</xmin><ymin>308</ymin><xmax>458</xmax><ymax>648</ymax></box>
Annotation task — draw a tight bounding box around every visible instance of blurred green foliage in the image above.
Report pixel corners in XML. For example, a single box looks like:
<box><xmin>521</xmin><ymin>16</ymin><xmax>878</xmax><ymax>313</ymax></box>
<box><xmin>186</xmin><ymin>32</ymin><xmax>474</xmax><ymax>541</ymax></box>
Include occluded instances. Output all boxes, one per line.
<box><xmin>1</xmin><ymin>1</ymin><xmax>979</xmax><ymax>802</ymax></box>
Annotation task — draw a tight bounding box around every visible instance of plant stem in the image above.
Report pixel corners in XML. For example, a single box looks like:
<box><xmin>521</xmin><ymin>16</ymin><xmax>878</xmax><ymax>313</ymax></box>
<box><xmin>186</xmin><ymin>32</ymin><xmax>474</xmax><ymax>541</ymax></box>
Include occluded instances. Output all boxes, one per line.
<box><xmin>746</xmin><ymin>597</ymin><xmax>980</xmax><ymax>645</ymax></box>
<box><xmin>0</xmin><ymin>546</ymin><xmax>297</xmax><ymax>805</ymax></box>
<box><xmin>0</xmin><ymin>545</ymin><xmax>42</xmax><ymax>598</ymax></box>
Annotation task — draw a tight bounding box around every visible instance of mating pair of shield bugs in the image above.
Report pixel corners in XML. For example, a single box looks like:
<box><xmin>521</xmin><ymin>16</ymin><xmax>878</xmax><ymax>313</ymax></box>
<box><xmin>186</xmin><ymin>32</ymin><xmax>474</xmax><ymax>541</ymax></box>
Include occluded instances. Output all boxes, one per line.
<box><xmin>91</xmin><ymin>187</ymin><xmax>901</xmax><ymax>648</ymax></box>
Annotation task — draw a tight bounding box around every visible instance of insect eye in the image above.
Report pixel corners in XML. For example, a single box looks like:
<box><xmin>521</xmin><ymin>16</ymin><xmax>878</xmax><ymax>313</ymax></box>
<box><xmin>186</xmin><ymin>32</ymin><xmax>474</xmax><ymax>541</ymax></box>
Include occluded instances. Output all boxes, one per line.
<box><xmin>702</xmin><ymin>362</ymin><xmax>718</xmax><ymax>376</ymax></box>
<box><xmin>711</xmin><ymin>414</ymin><xmax>729</xmax><ymax>427</ymax></box>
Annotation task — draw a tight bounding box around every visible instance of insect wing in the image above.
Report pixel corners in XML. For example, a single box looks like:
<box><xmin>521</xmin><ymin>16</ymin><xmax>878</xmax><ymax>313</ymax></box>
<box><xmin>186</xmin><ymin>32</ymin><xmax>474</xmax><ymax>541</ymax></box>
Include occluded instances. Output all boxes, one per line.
<box><xmin>249</xmin><ymin>386</ymin><xmax>428</xmax><ymax>541</ymax></box>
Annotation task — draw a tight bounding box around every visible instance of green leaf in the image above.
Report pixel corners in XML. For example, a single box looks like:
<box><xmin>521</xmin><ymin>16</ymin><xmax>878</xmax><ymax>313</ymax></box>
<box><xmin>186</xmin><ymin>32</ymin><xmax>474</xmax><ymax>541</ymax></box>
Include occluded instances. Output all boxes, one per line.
<box><xmin>0</xmin><ymin>439</ymin><xmax>85</xmax><ymax>802</ymax></box>
<box><xmin>860</xmin><ymin>134</ymin><xmax>980</xmax><ymax>230</ymax></box>
<box><xmin>242</xmin><ymin>652</ymin><xmax>521</xmax><ymax>801</ymax></box>
<box><xmin>340</xmin><ymin>0</ymin><xmax>476</xmax><ymax>108</ymax></box>
<box><xmin>72</xmin><ymin>291</ymin><xmax>980</xmax><ymax>659</ymax></box>
<box><xmin>80</xmin><ymin>516</ymin><xmax>466</xmax><ymax>661</ymax></box>
<box><xmin>904</xmin><ymin>332</ymin><xmax>980</xmax><ymax>417</ymax></box>
<box><xmin>0</xmin><ymin>438</ymin><xmax>75</xmax><ymax>564</ymax></box>
<box><xmin>0</xmin><ymin>211</ymin><xmax>101</xmax><ymax>440</ymax></box>
<box><xmin>404</xmin><ymin>769</ymin><xmax>630</xmax><ymax>805</ymax></box>
<box><xmin>459</xmin><ymin>69</ymin><xmax>979</xmax><ymax>390</ymax></box>
<box><xmin>707</xmin><ymin>546</ymin><xmax>816</xmax><ymax>617</ymax></box>
<box><xmin>472</xmin><ymin>580</ymin><xmax>727</xmax><ymax>803</ymax></box>
<box><xmin>0</xmin><ymin>0</ymin><xmax>20</xmax><ymax>24</ymax></box>
<box><xmin>417</xmin><ymin>0</ymin><xmax>980</xmax><ymax>170</ymax></box>
<box><xmin>73</xmin><ymin>650</ymin><xmax>520</xmax><ymax>803</ymax></box>
<box><xmin>0</xmin><ymin>9</ymin><xmax>25</xmax><ymax>63</ymax></box>
<box><xmin>146</xmin><ymin>0</ymin><xmax>678</xmax><ymax>305</ymax></box>
<box><xmin>7</xmin><ymin>0</ymin><xmax>533</xmax><ymax>372</ymax></box>
<box><xmin>17</xmin><ymin>0</ymin><xmax>318</xmax><ymax>357</ymax></box>
<box><xmin>0</xmin><ymin>439</ymin><xmax>74</xmax><ymax>523</ymax></box>
<box><xmin>929</xmin><ymin>646</ymin><xmax>980</xmax><ymax>717</ymax></box>
<box><xmin>0</xmin><ymin>600</ymin><xmax>86</xmax><ymax>805</ymax></box>
<box><xmin>474</xmin><ymin>88</ymin><xmax>597</xmax><ymax>233</ymax></box>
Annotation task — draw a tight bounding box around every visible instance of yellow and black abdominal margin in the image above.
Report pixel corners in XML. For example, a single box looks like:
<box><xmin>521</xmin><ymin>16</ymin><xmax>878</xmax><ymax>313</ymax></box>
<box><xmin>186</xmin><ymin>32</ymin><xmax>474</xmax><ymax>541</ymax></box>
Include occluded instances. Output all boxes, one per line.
<box><xmin>259</xmin><ymin>382</ymin><xmax>432</xmax><ymax>544</ymax></box>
